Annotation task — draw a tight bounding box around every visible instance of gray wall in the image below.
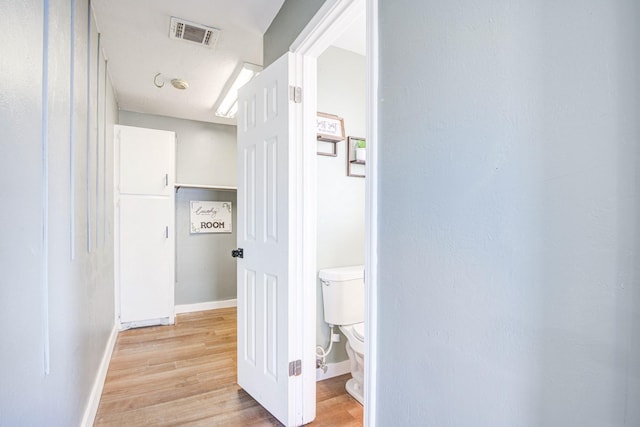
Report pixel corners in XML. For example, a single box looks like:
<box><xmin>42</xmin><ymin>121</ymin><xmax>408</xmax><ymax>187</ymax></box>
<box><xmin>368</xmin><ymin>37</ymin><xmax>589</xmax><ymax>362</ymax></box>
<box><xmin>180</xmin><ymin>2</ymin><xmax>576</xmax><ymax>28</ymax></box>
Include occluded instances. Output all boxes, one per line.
<box><xmin>118</xmin><ymin>111</ymin><xmax>238</xmax><ymax>305</ymax></box>
<box><xmin>175</xmin><ymin>188</ymin><xmax>237</xmax><ymax>305</ymax></box>
<box><xmin>119</xmin><ymin>111</ymin><xmax>237</xmax><ymax>187</ymax></box>
<box><xmin>0</xmin><ymin>0</ymin><xmax>117</xmax><ymax>424</ymax></box>
<box><xmin>378</xmin><ymin>1</ymin><xmax>640</xmax><ymax>426</ymax></box>
<box><xmin>316</xmin><ymin>47</ymin><xmax>366</xmax><ymax>364</ymax></box>
<box><xmin>263</xmin><ymin>0</ymin><xmax>326</xmax><ymax>67</ymax></box>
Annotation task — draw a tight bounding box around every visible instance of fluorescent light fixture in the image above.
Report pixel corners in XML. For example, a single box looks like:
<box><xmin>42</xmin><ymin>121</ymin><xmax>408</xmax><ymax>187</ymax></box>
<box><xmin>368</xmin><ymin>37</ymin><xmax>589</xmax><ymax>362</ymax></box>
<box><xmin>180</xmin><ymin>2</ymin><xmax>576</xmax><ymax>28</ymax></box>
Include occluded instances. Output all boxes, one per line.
<box><xmin>215</xmin><ymin>63</ymin><xmax>262</xmax><ymax>118</ymax></box>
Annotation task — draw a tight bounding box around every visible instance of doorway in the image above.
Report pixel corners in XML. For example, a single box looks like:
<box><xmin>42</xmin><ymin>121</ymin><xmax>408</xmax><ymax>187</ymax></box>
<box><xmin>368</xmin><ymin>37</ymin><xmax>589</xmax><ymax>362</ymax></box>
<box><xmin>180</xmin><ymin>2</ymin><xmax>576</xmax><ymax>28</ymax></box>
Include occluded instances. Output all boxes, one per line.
<box><xmin>313</xmin><ymin>16</ymin><xmax>366</xmax><ymax>406</ymax></box>
<box><xmin>290</xmin><ymin>0</ymin><xmax>377</xmax><ymax>424</ymax></box>
<box><xmin>234</xmin><ymin>1</ymin><xmax>377</xmax><ymax>424</ymax></box>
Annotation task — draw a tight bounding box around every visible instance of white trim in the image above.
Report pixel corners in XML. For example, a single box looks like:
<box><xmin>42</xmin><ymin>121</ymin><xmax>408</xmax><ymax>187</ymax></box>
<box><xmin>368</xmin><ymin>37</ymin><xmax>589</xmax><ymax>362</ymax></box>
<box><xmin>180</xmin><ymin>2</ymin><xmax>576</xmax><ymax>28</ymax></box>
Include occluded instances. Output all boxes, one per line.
<box><xmin>289</xmin><ymin>0</ymin><xmax>377</xmax><ymax>424</ymax></box>
<box><xmin>41</xmin><ymin>0</ymin><xmax>51</xmax><ymax>375</ymax></box>
<box><xmin>174</xmin><ymin>299</ymin><xmax>237</xmax><ymax>314</ymax></box>
<box><xmin>364</xmin><ymin>0</ymin><xmax>378</xmax><ymax>425</ymax></box>
<box><xmin>288</xmin><ymin>51</ymin><xmax>317</xmax><ymax>425</ymax></box>
<box><xmin>81</xmin><ymin>325</ymin><xmax>118</xmax><ymax>427</ymax></box>
<box><xmin>316</xmin><ymin>360</ymin><xmax>351</xmax><ymax>382</ymax></box>
<box><xmin>291</xmin><ymin>0</ymin><xmax>364</xmax><ymax>58</ymax></box>
<box><xmin>113</xmin><ymin>126</ymin><xmax>121</xmax><ymax>327</ymax></box>
<box><xmin>119</xmin><ymin>317</ymin><xmax>173</xmax><ymax>331</ymax></box>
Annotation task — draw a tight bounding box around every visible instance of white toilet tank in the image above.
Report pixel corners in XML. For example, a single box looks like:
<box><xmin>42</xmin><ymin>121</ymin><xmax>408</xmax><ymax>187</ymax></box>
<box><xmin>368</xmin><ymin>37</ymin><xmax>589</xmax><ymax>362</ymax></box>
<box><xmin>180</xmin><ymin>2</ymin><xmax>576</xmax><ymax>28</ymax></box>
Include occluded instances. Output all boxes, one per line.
<box><xmin>319</xmin><ymin>265</ymin><xmax>364</xmax><ymax>326</ymax></box>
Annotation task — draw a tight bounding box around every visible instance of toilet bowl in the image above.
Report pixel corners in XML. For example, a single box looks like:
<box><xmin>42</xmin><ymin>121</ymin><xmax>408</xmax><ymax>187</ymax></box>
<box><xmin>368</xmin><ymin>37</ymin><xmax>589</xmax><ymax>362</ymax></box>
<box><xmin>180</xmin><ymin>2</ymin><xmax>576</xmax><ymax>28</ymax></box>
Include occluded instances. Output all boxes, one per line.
<box><xmin>319</xmin><ymin>265</ymin><xmax>365</xmax><ymax>405</ymax></box>
<box><xmin>339</xmin><ymin>322</ymin><xmax>365</xmax><ymax>404</ymax></box>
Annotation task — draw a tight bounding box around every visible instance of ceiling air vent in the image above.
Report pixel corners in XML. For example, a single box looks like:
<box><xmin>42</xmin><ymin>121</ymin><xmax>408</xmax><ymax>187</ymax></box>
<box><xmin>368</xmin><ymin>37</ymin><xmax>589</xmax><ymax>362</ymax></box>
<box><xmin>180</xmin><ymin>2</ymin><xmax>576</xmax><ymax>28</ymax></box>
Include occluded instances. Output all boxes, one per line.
<box><xmin>169</xmin><ymin>17</ymin><xmax>220</xmax><ymax>48</ymax></box>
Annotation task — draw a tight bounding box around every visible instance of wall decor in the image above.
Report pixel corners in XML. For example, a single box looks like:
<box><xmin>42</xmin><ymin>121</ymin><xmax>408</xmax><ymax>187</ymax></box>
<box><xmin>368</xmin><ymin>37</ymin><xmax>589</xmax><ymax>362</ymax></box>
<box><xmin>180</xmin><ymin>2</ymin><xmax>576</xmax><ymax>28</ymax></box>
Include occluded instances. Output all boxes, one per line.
<box><xmin>317</xmin><ymin>112</ymin><xmax>345</xmax><ymax>156</ymax></box>
<box><xmin>347</xmin><ymin>136</ymin><xmax>366</xmax><ymax>178</ymax></box>
<box><xmin>317</xmin><ymin>112</ymin><xmax>345</xmax><ymax>142</ymax></box>
<box><xmin>190</xmin><ymin>201</ymin><xmax>232</xmax><ymax>233</ymax></box>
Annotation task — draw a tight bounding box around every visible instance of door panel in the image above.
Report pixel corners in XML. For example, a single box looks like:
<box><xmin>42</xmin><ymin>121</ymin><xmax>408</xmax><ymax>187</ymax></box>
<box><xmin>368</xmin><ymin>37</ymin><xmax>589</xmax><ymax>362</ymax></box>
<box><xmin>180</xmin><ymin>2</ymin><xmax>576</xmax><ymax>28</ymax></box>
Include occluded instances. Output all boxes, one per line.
<box><xmin>243</xmin><ymin>146</ymin><xmax>257</xmax><ymax>242</ymax></box>
<box><xmin>243</xmin><ymin>269</ymin><xmax>257</xmax><ymax>365</ymax></box>
<box><xmin>265</xmin><ymin>137</ymin><xmax>279</xmax><ymax>242</ymax></box>
<box><xmin>265</xmin><ymin>273</ymin><xmax>278</xmax><ymax>379</ymax></box>
<box><xmin>237</xmin><ymin>52</ymin><xmax>303</xmax><ymax>426</ymax></box>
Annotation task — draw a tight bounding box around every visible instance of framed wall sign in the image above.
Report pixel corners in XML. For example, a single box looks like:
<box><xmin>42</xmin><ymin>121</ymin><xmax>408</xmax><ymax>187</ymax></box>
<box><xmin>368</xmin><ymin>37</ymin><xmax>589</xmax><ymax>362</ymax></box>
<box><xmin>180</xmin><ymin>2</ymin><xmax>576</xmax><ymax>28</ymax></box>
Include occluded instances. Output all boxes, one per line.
<box><xmin>190</xmin><ymin>201</ymin><xmax>232</xmax><ymax>233</ymax></box>
<box><xmin>317</xmin><ymin>112</ymin><xmax>345</xmax><ymax>143</ymax></box>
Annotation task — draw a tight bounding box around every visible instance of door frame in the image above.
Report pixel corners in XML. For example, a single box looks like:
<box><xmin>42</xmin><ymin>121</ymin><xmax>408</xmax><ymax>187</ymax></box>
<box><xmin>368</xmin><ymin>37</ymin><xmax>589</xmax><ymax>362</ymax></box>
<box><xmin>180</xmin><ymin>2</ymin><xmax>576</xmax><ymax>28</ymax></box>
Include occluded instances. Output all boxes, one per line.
<box><xmin>289</xmin><ymin>0</ymin><xmax>378</xmax><ymax>424</ymax></box>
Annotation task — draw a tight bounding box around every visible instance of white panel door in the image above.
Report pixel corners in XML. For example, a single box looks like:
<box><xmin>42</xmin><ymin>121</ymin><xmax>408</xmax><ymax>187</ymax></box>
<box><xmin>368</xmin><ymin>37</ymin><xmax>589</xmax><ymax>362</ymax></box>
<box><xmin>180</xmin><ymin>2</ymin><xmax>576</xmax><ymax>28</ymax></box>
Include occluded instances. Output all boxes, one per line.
<box><xmin>119</xmin><ymin>196</ymin><xmax>174</xmax><ymax>323</ymax></box>
<box><xmin>236</xmin><ymin>52</ymin><xmax>310</xmax><ymax>426</ymax></box>
<box><xmin>117</xmin><ymin>125</ymin><xmax>175</xmax><ymax>196</ymax></box>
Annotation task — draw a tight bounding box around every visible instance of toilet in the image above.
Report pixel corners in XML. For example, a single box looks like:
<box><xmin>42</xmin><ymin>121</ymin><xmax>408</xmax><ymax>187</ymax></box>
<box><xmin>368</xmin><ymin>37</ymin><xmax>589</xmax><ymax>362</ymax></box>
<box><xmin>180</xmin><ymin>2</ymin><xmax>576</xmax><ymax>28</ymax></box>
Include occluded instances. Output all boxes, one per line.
<box><xmin>319</xmin><ymin>265</ymin><xmax>365</xmax><ymax>405</ymax></box>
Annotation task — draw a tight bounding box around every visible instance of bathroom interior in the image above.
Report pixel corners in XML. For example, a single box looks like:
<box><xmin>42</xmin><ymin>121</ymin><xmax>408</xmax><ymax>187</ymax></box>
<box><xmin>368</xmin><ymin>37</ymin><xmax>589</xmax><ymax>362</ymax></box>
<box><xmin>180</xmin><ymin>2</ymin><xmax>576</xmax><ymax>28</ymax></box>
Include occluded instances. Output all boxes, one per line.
<box><xmin>314</xmin><ymin>22</ymin><xmax>367</xmax><ymax>407</ymax></box>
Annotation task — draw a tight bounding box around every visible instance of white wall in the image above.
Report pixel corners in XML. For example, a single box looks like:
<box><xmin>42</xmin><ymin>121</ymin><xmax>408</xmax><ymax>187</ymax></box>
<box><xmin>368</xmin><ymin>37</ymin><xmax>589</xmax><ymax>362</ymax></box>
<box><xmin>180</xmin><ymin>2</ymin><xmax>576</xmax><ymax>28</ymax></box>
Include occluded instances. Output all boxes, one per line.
<box><xmin>0</xmin><ymin>1</ymin><xmax>117</xmax><ymax>424</ymax></box>
<box><xmin>118</xmin><ymin>111</ymin><xmax>238</xmax><ymax>305</ymax></box>
<box><xmin>377</xmin><ymin>1</ymin><xmax>640</xmax><ymax>425</ymax></box>
<box><xmin>316</xmin><ymin>47</ymin><xmax>366</xmax><ymax>364</ymax></box>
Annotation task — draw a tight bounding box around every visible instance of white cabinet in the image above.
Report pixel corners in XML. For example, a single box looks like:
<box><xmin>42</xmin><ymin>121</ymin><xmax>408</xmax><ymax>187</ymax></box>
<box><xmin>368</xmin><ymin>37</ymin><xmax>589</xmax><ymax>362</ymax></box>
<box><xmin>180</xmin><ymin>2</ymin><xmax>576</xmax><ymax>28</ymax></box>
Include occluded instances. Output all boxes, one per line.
<box><xmin>119</xmin><ymin>197</ymin><xmax>173</xmax><ymax>322</ymax></box>
<box><xmin>115</xmin><ymin>125</ymin><xmax>176</xmax><ymax>327</ymax></box>
<box><xmin>118</xmin><ymin>126</ymin><xmax>175</xmax><ymax>196</ymax></box>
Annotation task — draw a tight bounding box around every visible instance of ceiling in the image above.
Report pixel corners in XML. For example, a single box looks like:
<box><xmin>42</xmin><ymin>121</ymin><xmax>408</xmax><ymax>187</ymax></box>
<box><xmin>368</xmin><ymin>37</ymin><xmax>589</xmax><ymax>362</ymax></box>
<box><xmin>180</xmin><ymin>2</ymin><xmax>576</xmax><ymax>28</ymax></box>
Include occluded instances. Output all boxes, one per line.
<box><xmin>92</xmin><ymin>0</ymin><xmax>365</xmax><ymax>126</ymax></box>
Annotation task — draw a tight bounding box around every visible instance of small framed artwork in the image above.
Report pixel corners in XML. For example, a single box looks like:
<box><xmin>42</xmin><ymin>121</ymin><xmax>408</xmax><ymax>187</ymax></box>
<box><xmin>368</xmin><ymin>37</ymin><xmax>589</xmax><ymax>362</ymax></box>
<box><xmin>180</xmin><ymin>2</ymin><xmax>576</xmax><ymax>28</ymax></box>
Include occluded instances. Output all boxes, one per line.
<box><xmin>317</xmin><ymin>112</ymin><xmax>345</xmax><ymax>156</ymax></box>
<box><xmin>347</xmin><ymin>136</ymin><xmax>366</xmax><ymax>178</ymax></box>
<box><xmin>317</xmin><ymin>112</ymin><xmax>345</xmax><ymax>142</ymax></box>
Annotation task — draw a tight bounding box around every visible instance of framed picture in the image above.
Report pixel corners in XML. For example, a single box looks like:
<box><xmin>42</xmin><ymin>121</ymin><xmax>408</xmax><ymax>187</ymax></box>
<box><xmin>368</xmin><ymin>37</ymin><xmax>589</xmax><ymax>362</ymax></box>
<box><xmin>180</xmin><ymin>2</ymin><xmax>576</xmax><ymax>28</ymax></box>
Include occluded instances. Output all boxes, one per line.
<box><xmin>190</xmin><ymin>201</ymin><xmax>233</xmax><ymax>233</ymax></box>
<box><xmin>316</xmin><ymin>112</ymin><xmax>345</xmax><ymax>143</ymax></box>
<box><xmin>347</xmin><ymin>136</ymin><xmax>366</xmax><ymax>178</ymax></box>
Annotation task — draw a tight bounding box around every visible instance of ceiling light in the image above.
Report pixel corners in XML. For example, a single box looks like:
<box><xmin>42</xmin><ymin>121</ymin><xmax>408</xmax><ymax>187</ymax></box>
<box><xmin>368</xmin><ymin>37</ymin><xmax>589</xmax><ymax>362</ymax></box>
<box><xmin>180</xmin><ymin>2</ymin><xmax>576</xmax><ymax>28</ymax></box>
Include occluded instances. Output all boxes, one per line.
<box><xmin>215</xmin><ymin>63</ymin><xmax>262</xmax><ymax>118</ymax></box>
<box><xmin>171</xmin><ymin>79</ymin><xmax>189</xmax><ymax>90</ymax></box>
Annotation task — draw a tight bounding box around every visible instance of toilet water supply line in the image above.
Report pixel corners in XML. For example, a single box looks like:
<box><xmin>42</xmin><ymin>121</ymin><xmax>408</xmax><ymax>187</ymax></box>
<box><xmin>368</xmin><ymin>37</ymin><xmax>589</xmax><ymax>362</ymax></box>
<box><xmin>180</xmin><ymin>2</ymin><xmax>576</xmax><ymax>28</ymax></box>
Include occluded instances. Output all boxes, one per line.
<box><xmin>316</xmin><ymin>324</ymin><xmax>335</xmax><ymax>373</ymax></box>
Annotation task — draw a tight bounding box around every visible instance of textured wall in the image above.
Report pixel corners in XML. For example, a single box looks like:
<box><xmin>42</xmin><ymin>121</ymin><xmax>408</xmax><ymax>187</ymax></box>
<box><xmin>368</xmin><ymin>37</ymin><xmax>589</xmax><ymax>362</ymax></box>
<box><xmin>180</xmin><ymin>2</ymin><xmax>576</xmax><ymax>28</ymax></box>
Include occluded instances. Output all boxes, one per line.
<box><xmin>263</xmin><ymin>0</ymin><xmax>326</xmax><ymax>67</ymax></box>
<box><xmin>316</xmin><ymin>47</ymin><xmax>366</xmax><ymax>364</ymax></box>
<box><xmin>118</xmin><ymin>111</ymin><xmax>238</xmax><ymax>306</ymax></box>
<box><xmin>0</xmin><ymin>1</ymin><xmax>47</xmax><ymax>420</ymax></box>
<box><xmin>377</xmin><ymin>0</ymin><xmax>640</xmax><ymax>425</ymax></box>
<box><xmin>0</xmin><ymin>0</ymin><xmax>117</xmax><ymax>424</ymax></box>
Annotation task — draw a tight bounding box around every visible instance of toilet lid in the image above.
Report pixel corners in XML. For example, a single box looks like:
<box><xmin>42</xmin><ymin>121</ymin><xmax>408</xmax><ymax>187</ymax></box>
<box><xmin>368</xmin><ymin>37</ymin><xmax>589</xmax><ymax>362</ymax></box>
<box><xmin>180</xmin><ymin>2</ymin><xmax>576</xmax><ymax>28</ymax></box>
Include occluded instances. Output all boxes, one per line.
<box><xmin>352</xmin><ymin>323</ymin><xmax>365</xmax><ymax>341</ymax></box>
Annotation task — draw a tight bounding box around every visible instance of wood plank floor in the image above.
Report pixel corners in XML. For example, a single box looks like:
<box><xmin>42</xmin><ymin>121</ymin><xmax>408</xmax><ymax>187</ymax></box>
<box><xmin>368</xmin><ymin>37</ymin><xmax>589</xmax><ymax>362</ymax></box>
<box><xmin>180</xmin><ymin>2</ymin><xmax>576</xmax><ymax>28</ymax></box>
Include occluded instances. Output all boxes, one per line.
<box><xmin>94</xmin><ymin>308</ymin><xmax>363</xmax><ymax>426</ymax></box>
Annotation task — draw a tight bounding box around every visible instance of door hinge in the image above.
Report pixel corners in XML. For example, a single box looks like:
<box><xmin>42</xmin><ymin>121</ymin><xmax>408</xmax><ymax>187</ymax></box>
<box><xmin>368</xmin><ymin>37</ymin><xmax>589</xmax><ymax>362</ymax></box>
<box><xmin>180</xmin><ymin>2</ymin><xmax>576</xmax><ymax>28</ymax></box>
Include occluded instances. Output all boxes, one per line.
<box><xmin>289</xmin><ymin>85</ymin><xmax>302</xmax><ymax>103</ymax></box>
<box><xmin>289</xmin><ymin>359</ymin><xmax>302</xmax><ymax>377</ymax></box>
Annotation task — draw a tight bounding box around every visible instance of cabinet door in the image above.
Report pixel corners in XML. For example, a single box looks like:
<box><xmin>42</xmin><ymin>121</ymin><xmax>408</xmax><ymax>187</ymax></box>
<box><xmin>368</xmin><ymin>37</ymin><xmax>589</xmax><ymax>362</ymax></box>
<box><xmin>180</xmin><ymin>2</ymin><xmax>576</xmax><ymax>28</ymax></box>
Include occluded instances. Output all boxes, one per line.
<box><xmin>117</xmin><ymin>125</ymin><xmax>175</xmax><ymax>196</ymax></box>
<box><xmin>119</xmin><ymin>196</ymin><xmax>174</xmax><ymax>323</ymax></box>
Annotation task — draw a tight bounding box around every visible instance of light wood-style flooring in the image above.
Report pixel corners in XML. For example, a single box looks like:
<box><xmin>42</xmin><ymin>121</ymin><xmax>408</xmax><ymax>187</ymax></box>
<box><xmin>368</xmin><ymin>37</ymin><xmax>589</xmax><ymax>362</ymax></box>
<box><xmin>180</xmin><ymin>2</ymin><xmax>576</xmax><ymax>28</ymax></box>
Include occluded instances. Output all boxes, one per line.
<box><xmin>94</xmin><ymin>307</ymin><xmax>362</xmax><ymax>426</ymax></box>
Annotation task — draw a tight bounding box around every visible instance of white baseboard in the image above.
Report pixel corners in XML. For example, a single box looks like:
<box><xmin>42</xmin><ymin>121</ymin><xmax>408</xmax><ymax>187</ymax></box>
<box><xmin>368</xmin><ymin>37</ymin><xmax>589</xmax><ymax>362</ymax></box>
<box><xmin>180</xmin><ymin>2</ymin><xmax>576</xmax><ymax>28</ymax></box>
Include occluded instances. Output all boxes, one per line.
<box><xmin>81</xmin><ymin>325</ymin><xmax>118</xmax><ymax>427</ymax></box>
<box><xmin>175</xmin><ymin>299</ymin><xmax>237</xmax><ymax>314</ymax></box>
<box><xmin>316</xmin><ymin>360</ymin><xmax>351</xmax><ymax>382</ymax></box>
<box><xmin>119</xmin><ymin>316</ymin><xmax>173</xmax><ymax>331</ymax></box>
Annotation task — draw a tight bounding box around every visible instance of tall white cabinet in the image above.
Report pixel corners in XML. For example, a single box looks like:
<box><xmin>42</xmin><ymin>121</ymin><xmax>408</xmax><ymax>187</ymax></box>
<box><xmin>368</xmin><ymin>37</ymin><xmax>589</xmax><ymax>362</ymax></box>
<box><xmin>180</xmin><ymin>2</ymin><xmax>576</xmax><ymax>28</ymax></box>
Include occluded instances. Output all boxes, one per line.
<box><xmin>115</xmin><ymin>125</ymin><xmax>176</xmax><ymax>328</ymax></box>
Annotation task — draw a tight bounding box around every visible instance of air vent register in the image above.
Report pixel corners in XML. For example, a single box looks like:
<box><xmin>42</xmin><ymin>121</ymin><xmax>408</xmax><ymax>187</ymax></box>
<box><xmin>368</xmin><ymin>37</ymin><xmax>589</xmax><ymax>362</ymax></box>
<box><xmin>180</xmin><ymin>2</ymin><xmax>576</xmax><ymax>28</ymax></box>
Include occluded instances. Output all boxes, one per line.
<box><xmin>169</xmin><ymin>17</ymin><xmax>220</xmax><ymax>48</ymax></box>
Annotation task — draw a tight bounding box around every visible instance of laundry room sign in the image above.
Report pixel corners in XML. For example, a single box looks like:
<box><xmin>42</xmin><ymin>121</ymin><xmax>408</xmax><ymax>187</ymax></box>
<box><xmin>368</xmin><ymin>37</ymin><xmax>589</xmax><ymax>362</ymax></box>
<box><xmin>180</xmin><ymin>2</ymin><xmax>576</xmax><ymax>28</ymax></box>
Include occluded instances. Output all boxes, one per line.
<box><xmin>190</xmin><ymin>201</ymin><xmax>232</xmax><ymax>234</ymax></box>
